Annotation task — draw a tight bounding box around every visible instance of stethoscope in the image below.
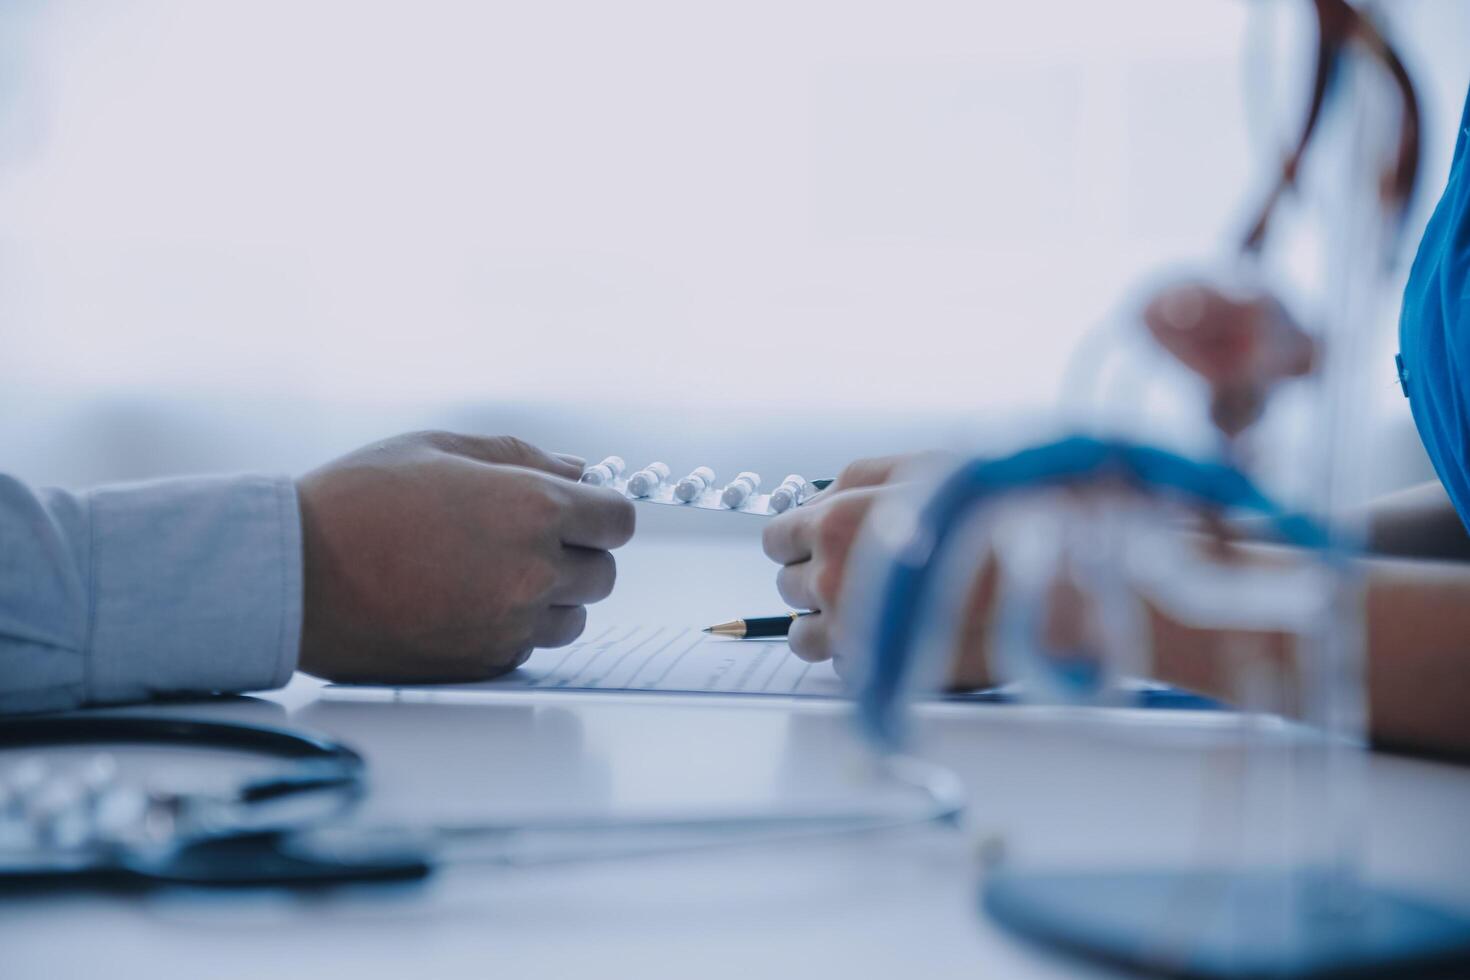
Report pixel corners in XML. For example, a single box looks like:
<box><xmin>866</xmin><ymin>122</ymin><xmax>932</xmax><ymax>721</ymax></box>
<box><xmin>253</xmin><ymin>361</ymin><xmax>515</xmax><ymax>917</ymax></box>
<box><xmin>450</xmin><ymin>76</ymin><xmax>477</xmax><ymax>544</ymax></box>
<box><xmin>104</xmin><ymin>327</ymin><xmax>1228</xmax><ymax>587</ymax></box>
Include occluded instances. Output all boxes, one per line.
<box><xmin>0</xmin><ymin>713</ymin><xmax>965</xmax><ymax>888</ymax></box>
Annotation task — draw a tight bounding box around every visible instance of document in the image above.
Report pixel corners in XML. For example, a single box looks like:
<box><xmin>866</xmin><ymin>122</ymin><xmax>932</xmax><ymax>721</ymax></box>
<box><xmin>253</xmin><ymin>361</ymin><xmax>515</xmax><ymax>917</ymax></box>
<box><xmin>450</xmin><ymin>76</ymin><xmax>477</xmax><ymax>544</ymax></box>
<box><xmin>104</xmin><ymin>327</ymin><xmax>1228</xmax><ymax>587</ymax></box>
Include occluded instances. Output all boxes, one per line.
<box><xmin>323</xmin><ymin>624</ymin><xmax>846</xmax><ymax>701</ymax></box>
<box><xmin>320</xmin><ymin>625</ymin><xmax>1201</xmax><ymax>711</ymax></box>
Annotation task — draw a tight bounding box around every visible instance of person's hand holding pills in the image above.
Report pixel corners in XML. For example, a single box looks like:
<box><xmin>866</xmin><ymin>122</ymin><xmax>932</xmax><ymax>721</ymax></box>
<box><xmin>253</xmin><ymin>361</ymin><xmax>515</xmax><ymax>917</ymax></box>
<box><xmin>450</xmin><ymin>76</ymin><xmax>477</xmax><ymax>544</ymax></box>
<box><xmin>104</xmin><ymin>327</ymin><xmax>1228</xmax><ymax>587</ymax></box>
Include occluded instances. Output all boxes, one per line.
<box><xmin>295</xmin><ymin>431</ymin><xmax>635</xmax><ymax>683</ymax></box>
<box><xmin>761</xmin><ymin>452</ymin><xmax>996</xmax><ymax>687</ymax></box>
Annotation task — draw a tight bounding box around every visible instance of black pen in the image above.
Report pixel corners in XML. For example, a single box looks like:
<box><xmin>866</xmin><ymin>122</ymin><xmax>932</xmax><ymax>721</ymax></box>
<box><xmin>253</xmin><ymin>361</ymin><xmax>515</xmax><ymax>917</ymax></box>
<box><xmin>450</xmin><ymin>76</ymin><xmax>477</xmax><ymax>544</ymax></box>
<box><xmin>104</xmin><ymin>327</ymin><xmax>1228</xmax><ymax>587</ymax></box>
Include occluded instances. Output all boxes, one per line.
<box><xmin>703</xmin><ymin>611</ymin><xmax>813</xmax><ymax>639</ymax></box>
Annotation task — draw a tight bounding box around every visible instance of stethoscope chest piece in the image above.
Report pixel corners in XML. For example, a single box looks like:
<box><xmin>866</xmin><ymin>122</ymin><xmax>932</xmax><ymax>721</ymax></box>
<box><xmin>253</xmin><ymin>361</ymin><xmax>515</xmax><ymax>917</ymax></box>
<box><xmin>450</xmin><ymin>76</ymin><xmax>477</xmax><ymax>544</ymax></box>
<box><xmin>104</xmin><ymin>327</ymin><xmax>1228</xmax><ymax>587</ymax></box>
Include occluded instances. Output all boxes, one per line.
<box><xmin>0</xmin><ymin>713</ymin><xmax>427</xmax><ymax>888</ymax></box>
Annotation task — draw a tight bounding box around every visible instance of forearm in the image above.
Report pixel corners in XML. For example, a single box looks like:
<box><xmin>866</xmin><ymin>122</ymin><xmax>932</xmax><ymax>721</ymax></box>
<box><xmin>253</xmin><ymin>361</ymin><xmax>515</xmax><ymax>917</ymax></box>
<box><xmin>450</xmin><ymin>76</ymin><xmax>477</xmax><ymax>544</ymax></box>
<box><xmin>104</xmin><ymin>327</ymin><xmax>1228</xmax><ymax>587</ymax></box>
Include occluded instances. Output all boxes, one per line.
<box><xmin>0</xmin><ymin>474</ymin><xmax>302</xmax><ymax>714</ymax></box>
<box><xmin>1361</xmin><ymin>559</ymin><xmax>1470</xmax><ymax>754</ymax></box>
<box><xmin>1364</xmin><ymin>480</ymin><xmax>1470</xmax><ymax>561</ymax></box>
<box><xmin>1150</xmin><ymin>556</ymin><xmax>1470</xmax><ymax>757</ymax></box>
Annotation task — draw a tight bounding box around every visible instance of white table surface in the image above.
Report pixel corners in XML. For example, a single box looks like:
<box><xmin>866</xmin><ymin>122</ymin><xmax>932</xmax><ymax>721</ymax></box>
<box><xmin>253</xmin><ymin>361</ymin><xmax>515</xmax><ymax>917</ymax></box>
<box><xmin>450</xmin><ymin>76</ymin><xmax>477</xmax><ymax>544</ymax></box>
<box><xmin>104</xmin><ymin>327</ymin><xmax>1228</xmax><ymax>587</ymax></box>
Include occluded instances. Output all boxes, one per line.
<box><xmin>6</xmin><ymin>525</ymin><xmax>1470</xmax><ymax>980</ymax></box>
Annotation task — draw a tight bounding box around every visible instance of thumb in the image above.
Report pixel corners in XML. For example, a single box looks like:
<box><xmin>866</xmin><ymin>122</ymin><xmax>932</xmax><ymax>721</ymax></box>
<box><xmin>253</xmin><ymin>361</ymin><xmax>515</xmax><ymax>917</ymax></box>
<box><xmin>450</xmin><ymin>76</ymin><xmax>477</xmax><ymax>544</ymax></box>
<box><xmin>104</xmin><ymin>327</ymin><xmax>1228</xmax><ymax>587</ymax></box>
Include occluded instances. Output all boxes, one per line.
<box><xmin>426</xmin><ymin>433</ymin><xmax>584</xmax><ymax>480</ymax></box>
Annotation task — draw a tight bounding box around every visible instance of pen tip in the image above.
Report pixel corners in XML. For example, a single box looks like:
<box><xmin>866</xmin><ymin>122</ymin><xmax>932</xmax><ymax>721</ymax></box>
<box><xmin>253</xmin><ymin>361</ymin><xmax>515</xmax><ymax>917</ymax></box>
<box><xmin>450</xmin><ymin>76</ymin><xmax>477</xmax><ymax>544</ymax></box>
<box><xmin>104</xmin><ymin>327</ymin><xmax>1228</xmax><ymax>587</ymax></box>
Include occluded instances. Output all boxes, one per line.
<box><xmin>701</xmin><ymin>626</ymin><xmax>712</xmax><ymax>633</ymax></box>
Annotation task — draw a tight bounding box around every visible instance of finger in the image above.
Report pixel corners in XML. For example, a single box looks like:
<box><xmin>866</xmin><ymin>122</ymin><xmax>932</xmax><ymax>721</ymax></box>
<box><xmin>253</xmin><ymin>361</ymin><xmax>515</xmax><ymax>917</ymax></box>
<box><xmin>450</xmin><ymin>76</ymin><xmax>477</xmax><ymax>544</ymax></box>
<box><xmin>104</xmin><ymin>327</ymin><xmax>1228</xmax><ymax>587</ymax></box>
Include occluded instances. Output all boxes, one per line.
<box><xmin>804</xmin><ymin>489</ymin><xmax>886</xmax><ymax>608</ymax></box>
<box><xmin>764</xmin><ymin>486</ymin><xmax>884</xmax><ymax>576</ymax></box>
<box><xmin>798</xmin><ymin>487</ymin><xmax>831</xmax><ymax>508</ymax></box>
<box><xmin>531</xmin><ymin>605</ymin><xmax>588</xmax><ymax>648</ymax></box>
<box><xmin>775</xmin><ymin>560</ymin><xmax>822</xmax><ymax>610</ymax></box>
<box><xmin>430</xmin><ymin>433</ymin><xmax>585</xmax><ymax>481</ymax></box>
<box><xmin>555</xmin><ymin>452</ymin><xmax>587</xmax><ymax>474</ymax></box>
<box><xmin>830</xmin><ymin>644</ymin><xmax>857</xmax><ymax>684</ymax></box>
<box><xmin>787</xmin><ymin>612</ymin><xmax>833</xmax><ymax>663</ymax></box>
<box><xmin>832</xmin><ymin>450</ymin><xmax>954</xmax><ymax>492</ymax></box>
<box><xmin>548</xmin><ymin>547</ymin><xmax>617</xmax><ymax>605</ymax></box>
<box><xmin>479</xmin><ymin>644</ymin><xmax>535</xmax><ymax>679</ymax></box>
<box><xmin>833</xmin><ymin>455</ymin><xmax>910</xmax><ymax>492</ymax></box>
<box><xmin>558</xmin><ymin>483</ymin><xmax>637</xmax><ymax>550</ymax></box>
<box><xmin>763</xmin><ymin>506</ymin><xmax>820</xmax><ymax>565</ymax></box>
<box><xmin>503</xmin><ymin>645</ymin><xmax>536</xmax><ymax>671</ymax></box>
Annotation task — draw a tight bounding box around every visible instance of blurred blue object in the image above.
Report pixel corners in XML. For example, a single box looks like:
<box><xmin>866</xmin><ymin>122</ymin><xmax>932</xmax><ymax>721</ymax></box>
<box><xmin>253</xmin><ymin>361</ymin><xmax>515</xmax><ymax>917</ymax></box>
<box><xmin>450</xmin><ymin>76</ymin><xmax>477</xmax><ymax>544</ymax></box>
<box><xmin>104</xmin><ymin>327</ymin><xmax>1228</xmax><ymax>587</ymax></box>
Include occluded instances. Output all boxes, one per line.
<box><xmin>854</xmin><ymin>435</ymin><xmax>1329</xmax><ymax>752</ymax></box>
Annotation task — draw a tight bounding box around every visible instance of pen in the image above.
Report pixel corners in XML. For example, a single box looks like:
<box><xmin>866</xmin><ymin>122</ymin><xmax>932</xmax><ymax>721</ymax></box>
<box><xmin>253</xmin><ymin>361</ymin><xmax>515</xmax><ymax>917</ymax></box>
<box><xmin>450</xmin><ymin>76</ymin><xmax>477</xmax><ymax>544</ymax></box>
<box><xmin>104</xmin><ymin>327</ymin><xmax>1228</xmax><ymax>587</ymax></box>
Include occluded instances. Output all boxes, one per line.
<box><xmin>703</xmin><ymin>611</ymin><xmax>813</xmax><ymax>639</ymax></box>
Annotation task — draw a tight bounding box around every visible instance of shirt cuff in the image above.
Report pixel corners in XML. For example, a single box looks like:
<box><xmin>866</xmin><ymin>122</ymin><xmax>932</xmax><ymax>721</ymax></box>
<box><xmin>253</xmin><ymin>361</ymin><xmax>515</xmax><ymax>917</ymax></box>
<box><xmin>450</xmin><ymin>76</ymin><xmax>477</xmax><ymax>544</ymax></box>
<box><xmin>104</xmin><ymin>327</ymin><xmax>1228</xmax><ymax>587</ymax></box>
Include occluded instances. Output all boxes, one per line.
<box><xmin>84</xmin><ymin>475</ymin><xmax>302</xmax><ymax>705</ymax></box>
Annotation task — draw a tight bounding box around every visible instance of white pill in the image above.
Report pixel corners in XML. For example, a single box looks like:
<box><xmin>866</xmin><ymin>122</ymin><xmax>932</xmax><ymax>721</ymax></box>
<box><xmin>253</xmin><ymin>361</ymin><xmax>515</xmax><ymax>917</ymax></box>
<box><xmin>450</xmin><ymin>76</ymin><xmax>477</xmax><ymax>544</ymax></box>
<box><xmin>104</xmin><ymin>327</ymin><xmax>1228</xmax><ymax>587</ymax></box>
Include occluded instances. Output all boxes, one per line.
<box><xmin>78</xmin><ymin>755</ymin><xmax>118</xmax><ymax>795</ymax></box>
<box><xmin>721</xmin><ymin>471</ymin><xmax>762</xmax><ymax>509</ymax></box>
<box><xmin>769</xmin><ymin>473</ymin><xmax>808</xmax><ymax>513</ymax></box>
<box><xmin>674</xmin><ymin>466</ymin><xmax>716</xmax><ymax>502</ymax></box>
<box><xmin>579</xmin><ymin>455</ymin><xmax>627</xmax><ymax>487</ymax></box>
<box><xmin>6</xmin><ymin>759</ymin><xmax>48</xmax><ymax>802</ymax></box>
<box><xmin>627</xmin><ymin>462</ymin><xmax>671</xmax><ymax>498</ymax></box>
<box><xmin>30</xmin><ymin>776</ymin><xmax>88</xmax><ymax>850</ymax></box>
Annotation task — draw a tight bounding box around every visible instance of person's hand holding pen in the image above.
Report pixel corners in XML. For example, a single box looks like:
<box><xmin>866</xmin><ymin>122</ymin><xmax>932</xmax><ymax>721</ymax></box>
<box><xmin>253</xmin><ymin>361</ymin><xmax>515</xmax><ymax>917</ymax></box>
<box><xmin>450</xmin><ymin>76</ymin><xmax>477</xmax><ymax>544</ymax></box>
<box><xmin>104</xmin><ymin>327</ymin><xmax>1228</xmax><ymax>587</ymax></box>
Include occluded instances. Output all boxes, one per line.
<box><xmin>757</xmin><ymin>449</ymin><xmax>1299</xmax><ymax>708</ymax></box>
<box><xmin>759</xmin><ymin>452</ymin><xmax>999</xmax><ymax>688</ymax></box>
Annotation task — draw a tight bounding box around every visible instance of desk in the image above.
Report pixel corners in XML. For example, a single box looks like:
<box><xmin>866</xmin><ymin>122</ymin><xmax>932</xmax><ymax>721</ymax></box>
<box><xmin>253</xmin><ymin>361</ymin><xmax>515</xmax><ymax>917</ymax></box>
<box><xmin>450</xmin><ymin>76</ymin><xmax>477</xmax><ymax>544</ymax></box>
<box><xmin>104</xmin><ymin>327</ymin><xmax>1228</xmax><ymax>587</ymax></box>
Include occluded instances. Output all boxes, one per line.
<box><xmin>5</xmin><ymin>532</ymin><xmax>1470</xmax><ymax>979</ymax></box>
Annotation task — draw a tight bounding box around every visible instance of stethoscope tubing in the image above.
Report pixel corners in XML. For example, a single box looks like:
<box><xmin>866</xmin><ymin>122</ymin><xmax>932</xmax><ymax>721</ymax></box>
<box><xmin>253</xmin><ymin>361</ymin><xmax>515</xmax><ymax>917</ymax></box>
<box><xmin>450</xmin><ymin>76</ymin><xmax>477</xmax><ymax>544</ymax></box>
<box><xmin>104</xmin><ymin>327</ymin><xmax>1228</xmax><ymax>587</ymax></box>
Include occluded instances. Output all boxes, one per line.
<box><xmin>0</xmin><ymin>714</ymin><xmax>965</xmax><ymax>885</ymax></box>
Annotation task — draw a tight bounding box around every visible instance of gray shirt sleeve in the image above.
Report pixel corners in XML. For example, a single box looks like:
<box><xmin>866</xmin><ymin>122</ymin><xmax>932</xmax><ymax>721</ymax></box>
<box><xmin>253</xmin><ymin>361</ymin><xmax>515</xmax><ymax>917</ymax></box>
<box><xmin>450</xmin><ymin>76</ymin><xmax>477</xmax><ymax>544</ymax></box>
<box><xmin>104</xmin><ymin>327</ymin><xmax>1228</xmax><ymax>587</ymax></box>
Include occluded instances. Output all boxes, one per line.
<box><xmin>0</xmin><ymin>473</ymin><xmax>302</xmax><ymax>714</ymax></box>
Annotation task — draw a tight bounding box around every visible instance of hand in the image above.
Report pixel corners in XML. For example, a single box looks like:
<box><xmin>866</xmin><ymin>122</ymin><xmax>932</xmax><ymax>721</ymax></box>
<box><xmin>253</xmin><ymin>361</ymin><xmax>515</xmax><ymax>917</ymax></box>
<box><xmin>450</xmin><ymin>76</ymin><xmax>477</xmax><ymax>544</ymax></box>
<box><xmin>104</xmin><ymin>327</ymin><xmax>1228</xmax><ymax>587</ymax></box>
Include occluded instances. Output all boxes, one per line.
<box><xmin>295</xmin><ymin>431</ymin><xmax>635</xmax><ymax>683</ymax></box>
<box><xmin>1142</xmin><ymin>280</ymin><xmax>1315</xmax><ymax>437</ymax></box>
<box><xmin>761</xmin><ymin>452</ymin><xmax>998</xmax><ymax>687</ymax></box>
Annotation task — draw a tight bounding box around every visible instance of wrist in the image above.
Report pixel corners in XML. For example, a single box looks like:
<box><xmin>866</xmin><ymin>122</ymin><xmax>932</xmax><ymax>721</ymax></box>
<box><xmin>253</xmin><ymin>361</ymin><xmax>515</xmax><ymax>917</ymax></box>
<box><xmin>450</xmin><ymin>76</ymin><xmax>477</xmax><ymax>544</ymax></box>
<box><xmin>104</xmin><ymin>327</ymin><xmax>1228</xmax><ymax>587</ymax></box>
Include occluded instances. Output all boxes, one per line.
<box><xmin>294</xmin><ymin>474</ymin><xmax>329</xmax><ymax>678</ymax></box>
<box><xmin>1146</xmin><ymin>601</ymin><xmax>1299</xmax><ymax>712</ymax></box>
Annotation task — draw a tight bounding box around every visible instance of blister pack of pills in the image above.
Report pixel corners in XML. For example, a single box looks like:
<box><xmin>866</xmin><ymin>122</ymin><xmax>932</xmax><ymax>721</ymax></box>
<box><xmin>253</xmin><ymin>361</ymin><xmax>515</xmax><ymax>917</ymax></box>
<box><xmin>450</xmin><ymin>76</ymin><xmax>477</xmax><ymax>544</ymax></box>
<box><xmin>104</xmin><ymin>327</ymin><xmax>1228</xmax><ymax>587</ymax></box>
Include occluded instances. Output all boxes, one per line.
<box><xmin>577</xmin><ymin>457</ymin><xmax>828</xmax><ymax>517</ymax></box>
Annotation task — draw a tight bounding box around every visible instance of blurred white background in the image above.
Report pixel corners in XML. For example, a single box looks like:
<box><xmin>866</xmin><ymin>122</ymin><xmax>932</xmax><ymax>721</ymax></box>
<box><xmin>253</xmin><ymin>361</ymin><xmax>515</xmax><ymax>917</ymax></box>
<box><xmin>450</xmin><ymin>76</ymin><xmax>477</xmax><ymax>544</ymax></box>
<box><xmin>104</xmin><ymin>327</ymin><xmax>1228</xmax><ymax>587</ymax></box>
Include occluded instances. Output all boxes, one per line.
<box><xmin>1</xmin><ymin>1</ymin><xmax>1467</xmax><ymax>518</ymax></box>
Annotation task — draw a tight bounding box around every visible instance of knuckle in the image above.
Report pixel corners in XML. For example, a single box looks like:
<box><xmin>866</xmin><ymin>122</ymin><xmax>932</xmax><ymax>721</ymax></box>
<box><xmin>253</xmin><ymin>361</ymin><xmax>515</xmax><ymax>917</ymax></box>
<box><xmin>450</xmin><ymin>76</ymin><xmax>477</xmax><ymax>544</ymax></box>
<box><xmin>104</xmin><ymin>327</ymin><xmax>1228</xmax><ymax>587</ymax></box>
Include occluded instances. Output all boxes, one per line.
<box><xmin>814</xmin><ymin>559</ymin><xmax>845</xmax><ymax>606</ymax></box>
<box><xmin>511</xmin><ymin>557</ymin><xmax>558</xmax><ymax>608</ymax></box>
<box><xmin>590</xmin><ymin>551</ymin><xmax>617</xmax><ymax>600</ymax></box>
<box><xmin>486</xmin><ymin>643</ymin><xmax>534</xmax><ymax>675</ymax></box>
<box><xmin>536</xmin><ymin>606</ymin><xmax>587</xmax><ymax>649</ymax></box>
<box><xmin>559</xmin><ymin>606</ymin><xmax>589</xmax><ymax>644</ymax></box>
<box><xmin>837</xmin><ymin>456</ymin><xmax>885</xmax><ymax>490</ymax></box>
<box><xmin>515</xmin><ymin>478</ymin><xmax>565</xmax><ymax>534</ymax></box>
<box><xmin>564</xmin><ymin>549</ymin><xmax>617</xmax><ymax>603</ymax></box>
<box><xmin>495</xmin><ymin>435</ymin><xmax>533</xmax><ymax>461</ymax></box>
<box><xmin>372</xmin><ymin>429</ymin><xmax>442</xmax><ymax>457</ymax></box>
<box><xmin>476</xmin><ymin>627</ymin><xmax>534</xmax><ymax>674</ymax></box>
<box><xmin>815</xmin><ymin>506</ymin><xmax>853</xmax><ymax>556</ymax></box>
<box><xmin>413</xmin><ymin>429</ymin><xmax>457</xmax><ymax>451</ymax></box>
<box><xmin>836</xmin><ymin>460</ymin><xmax>867</xmax><ymax>489</ymax></box>
<box><xmin>761</xmin><ymin>521</ymin><xmax>779</xmax><ymax>559</ymax></box>
<box><xmin>762</xmin><ymin>514</ymin><xmax>793</xmax><ymax>560</ymax></box>
<box><xmin>598</xmin><ymin>493</ymin><xmax>637</xmax><ymax>547</ymax></box>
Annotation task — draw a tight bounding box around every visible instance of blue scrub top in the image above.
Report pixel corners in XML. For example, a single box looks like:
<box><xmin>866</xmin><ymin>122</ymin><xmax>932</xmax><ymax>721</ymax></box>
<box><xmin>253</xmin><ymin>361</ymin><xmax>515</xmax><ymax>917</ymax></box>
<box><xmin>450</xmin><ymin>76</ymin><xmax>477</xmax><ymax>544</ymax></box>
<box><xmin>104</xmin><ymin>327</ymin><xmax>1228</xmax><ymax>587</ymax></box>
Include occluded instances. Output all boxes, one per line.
<box><xmin>1399</xmin><ymin>81</ymin><xmax>1470</xmax><ymax>534</ymax></box>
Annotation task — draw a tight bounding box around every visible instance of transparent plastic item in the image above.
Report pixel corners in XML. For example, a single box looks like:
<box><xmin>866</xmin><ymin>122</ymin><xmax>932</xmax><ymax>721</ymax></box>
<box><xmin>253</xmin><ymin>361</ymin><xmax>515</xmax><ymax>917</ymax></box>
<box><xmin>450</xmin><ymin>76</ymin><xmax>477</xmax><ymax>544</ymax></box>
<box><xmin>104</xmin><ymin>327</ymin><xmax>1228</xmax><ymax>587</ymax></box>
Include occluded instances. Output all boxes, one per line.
<box><xmin>985</xmin><ymin>493</ymin><xmax>1147</xmax><ymax>706</ymax></box>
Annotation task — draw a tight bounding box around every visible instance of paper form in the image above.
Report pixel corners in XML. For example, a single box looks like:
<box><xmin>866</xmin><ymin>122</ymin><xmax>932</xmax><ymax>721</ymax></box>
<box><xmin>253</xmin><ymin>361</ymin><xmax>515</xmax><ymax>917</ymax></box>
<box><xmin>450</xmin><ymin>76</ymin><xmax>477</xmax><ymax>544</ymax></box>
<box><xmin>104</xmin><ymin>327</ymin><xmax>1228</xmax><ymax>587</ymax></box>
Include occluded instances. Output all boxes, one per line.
<box><xmin>323</xmin><ymin>624</ymin><xmax>847</xmax><ymax>701</ymax></box>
